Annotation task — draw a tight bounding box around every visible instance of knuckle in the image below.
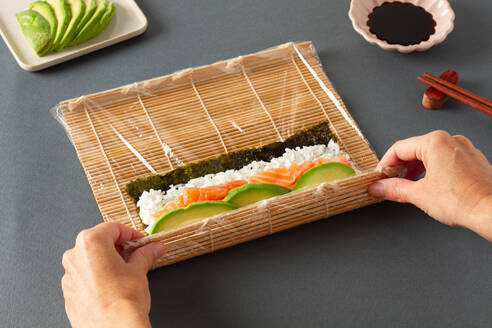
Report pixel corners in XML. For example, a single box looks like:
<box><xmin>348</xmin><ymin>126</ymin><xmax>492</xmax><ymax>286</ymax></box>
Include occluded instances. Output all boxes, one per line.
<box><xmin>61</xmin><ymin>275</ymin><xmax>69</xmax><ymax>290</ymax></box>
<box><xmin>428</xmin><ymin>130</ymin><xmax>452</xmax><ymax>148</ymax></box>
<box><xmin>392</xmin><ymin>140</ymin><xmax>404</xmax><ymax>150</ymax></box>
<box><xmin>429</xmin><ymin>130</ymin><xmax>451</xmax><ymax>143</ymax></box>
<box><xmin>106</xmin><ymin>222</ymin><xmax>120</xmax><ymax>229</ymax></box>
<box><xmin>453</xmin><ymin>134</ymin><xmax>473</xmax><ymax>146</ymax></box>
<box><xmin>76</xmin><ymin>229</ymin><xmax>98</xmax><ymax>246</ymax></box>
<box><xmin>432</xmin><ymin>129</ymin><xmax>450</xmax><ymax>137</ymax></box>
<box><xmin>62</xmin><ymin>250</ymin><xmax>73</xmax><ymax>268</ymax></box>
<box><xmin>390</xmin><ymin>140</ymin><xmax>405</xmax><ymax>156</ymax></box>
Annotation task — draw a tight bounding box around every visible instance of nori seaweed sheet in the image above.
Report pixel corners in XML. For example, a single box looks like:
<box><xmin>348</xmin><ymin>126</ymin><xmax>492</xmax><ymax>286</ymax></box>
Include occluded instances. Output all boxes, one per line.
<box><xmin>126</xmin><ymin>122</ymin><xmax>335</xmax><ymax>201</ymax></box>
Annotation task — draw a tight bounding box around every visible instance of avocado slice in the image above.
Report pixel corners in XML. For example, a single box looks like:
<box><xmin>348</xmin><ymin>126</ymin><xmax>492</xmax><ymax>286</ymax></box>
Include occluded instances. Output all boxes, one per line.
<box><xmin>150</xmin><ymin>201</ymin><xmax>238</xmax><ymax>234</ymax></box>
<box><xmin>223</xmin><ymin>183</ymin><xmax>290</xmax><ymax>207</ymax></box>
<box><xmin>74</xmin><ymin>1</ymin><xmax>114</xmax><ymax>45</ymax></box>
<box><xmin>87</xmin><ymin>1</ymin><xmax>115</xmax><ymax>40</ymax></box>
<box><xmin>292</xmin><ymin>162</ymin><xmax>356</xmax><ymax>191</ymax></box>
<box><xmin>69</xmin><ymin>0</ymin><xmax>106</xmax><ymax>46</ymax></box>
<box><xmin>29</xmin><ymin>1</ymin><xmax>57</xmax><ymax>54</ymax></box>
<box><xmin>45</xmin><ymin>0</ymin><xmax>71</xmax><ymax>49</ymax></box>
<box><xmin>73</xmin><ymin>0</ymin><xmax>97</xmax><ymax>38</ymax></box>
<box><xmin>16</xmin><ymin>10</ymin><xmax>52</xmax><ymax>57</ymax></box>
<box><xmin>58</xmin><ymin>0</ymin><xmax>86</xmax><ymax>50</ymax></box>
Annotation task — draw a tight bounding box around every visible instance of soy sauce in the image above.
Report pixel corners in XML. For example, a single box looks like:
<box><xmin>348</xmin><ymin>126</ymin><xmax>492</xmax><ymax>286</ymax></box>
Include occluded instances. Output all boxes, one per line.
<box><xmin>367</xmin><ymin>2</ymin><xmax>436</xmax><ymax>46</ymax></box>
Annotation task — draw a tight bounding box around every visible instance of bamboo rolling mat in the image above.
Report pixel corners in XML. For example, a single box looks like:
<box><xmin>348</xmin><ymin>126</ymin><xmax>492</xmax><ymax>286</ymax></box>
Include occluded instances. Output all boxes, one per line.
<box><xmin>57</xmin><ymin>41</ymin><xmax>382</xmax><ymax>268</ymax></box>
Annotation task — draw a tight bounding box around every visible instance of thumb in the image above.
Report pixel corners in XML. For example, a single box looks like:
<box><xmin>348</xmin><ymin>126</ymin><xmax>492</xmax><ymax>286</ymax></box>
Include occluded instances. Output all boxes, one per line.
<box><xmin>368</xmin><ymin>178</ymin><xmax>418</xmax><ymax>204</ymax></box>
<box><xmin>127</xmin><ymin>242</ymin><xmax>166</xmax><ymax>272</ymax></box>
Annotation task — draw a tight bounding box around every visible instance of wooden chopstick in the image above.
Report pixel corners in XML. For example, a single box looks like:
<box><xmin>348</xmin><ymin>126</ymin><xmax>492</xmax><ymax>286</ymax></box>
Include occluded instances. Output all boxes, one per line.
<box><xmin>418</xmin><ymin>75</ymin><xmax>492</xmax><ymax>117</ymax></box>
<box><xmin>424</xmin><ymin>72</ymin><xmax>492</xmax><ymax>108</ymax></box>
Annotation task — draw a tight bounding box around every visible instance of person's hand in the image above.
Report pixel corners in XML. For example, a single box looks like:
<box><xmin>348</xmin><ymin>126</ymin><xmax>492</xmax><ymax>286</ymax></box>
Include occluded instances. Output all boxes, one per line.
<box><xmin>62</xmin><ymin>222</ymin><xmax>165</xmax><ymax>328</ymax></box>
<box><xmin>369</xmin><ymin>131</ymin><xmax>492</xmax><ymax>241</ymax></box>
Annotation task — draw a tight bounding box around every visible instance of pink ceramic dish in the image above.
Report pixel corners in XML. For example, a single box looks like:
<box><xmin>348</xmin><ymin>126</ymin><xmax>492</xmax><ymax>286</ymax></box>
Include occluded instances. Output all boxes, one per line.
<box><xmin>349</xmin><ymin>0</ymin><xmax>455</xmax><ymax>53</ymax></box>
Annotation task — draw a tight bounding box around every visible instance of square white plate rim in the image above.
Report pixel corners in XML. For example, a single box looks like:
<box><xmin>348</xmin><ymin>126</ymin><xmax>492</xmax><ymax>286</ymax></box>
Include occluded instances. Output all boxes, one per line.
<box><xmin>0</xmin><ymin>0</ymin><xmax>148</xmax><ymax>71</ymax></box>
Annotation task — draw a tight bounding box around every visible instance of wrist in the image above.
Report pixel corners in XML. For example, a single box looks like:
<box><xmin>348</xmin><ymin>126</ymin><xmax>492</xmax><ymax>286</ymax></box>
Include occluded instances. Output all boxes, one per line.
<box><xmin>468</xmin><ymin>194</ymin><xmax>492</xmax><ymax>242</ymax></box>
<box><xmin>104</xmin><ymin>300</ymin><xmax>151</xmax><ymax>328</ymax></box>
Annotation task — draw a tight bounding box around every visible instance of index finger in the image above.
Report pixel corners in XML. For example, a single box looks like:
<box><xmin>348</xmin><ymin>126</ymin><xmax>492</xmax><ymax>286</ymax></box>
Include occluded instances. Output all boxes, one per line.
<box><xmin>87</xmin><ymin>222</ymin><xmax>145</xmax><ymax>247</ymax></box>
<box><xmin>378</xmin><ymin>134</ymin><xmax>427</xmax><ymax>169</ymax></box>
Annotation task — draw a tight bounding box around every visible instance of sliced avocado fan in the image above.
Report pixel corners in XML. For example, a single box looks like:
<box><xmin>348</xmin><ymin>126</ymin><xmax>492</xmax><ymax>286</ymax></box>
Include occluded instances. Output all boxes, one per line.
<box><xmin>16</xmin><ymin>10</ymin><xmax>52</xmax><ymax>57</ymax></box>
<box><xmin>17</xmin><ymin>0</ymin><xmax>116</xmax><ymax>55</ymax></box>
<box><xmin>58</xmin><ymin>0</ymin><xmax>86</xmax><ymax>50</ymax></box>
<box><xmin>29</xmin><ymin>1</ymin><xmax>57</xmax><ymax>54</ymax></box>
<box><xmin>45</xmin><ymin>0</ymin><xmax>71</xmax><ymax>49</ymax></box>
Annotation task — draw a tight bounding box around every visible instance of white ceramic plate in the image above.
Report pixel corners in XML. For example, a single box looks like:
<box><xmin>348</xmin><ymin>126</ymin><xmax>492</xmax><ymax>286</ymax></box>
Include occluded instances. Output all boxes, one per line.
<box><xmin>0</xmin><ymin>0</ymin><xmax>147</xmax><ymax>71</ymax></box>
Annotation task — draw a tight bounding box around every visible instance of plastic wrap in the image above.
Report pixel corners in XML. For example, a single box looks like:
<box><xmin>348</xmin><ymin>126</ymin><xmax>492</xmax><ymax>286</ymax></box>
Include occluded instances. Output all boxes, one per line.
<box><xmin>52</xmin><ymin>41</ymin><xmax>395</xmax><ymax>268</ymax></box>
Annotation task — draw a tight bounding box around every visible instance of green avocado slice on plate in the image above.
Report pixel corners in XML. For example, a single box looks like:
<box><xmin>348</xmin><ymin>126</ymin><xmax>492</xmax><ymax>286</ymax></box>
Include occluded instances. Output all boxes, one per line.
<box><xmin>73</xmin><ymin>0</ymin><xmax>97</xmax><ymax>38</ymax></box>
<box><xmin>29</xmin><ymin>1</ymin><xmax>57</xmax><ymax>54</ymax></box>
<box><xmin>45</xmin><ymin>0</ymin><xmax>71</xmax><ymax>49</ymax></box>
<box><xmin>150</xmin><ymin>201</ymin><xmax>238</xmax><ymax>234</ymax></box>
<box><xmin>292</xmin><ymin>162</ymin><xmax>356</xmax><ymax>191</ymax></box>
<box><xmin>58</xmin><ymin>0</ymin><xmax>86</xmax><ymax>50</ymax></box>
<box><xmin>16</xmin><ymin>10</ymin><xmax>52</xmax><ymax>57</ymax></box>
<box><xmin>88</xmin><ymin>1</ymin><xmax>115</xmax><ymax>40</ymax></box>
<box><xmin>75</xmin><ymin>1</ymin><xmax>114</xmax><ymax>44</ymax></box>
<box><xmin>70</xmin><ymin>0</ymin><xmax>106</xmax><ymax>46</ymax></box>
<box><xmin>223</xmin><ymin>183</ymin><xmax>290</xmax><ymax>207</ymax></box>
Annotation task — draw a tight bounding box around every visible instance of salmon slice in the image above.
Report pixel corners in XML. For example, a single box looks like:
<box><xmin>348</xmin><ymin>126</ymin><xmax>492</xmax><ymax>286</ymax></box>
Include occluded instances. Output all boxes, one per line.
<box><xmin>223</xmin><ymin>180</ymin><xmax>248</xmax><ymax>189</ymax></box>
<box><xmin>288</xmin><ymin>162</ymin><xmax>298</xmax><ymax>177</ymax></box>
<box><xmin>200</xmin><ymin>186</ymin><xmax>229</xmax><ymax>201</ymax></box>
<box><xmin>195</xmin><ymin>180</ymin><xmax>247</xmax><ymax>202</ymax></box>
<box><xmin>152</xmin><ymin>199</ymin><xmax>180</xmax><ymax>218</ymax></box>
<box><xmin>183</xmin><ymin>188</ymin><xmax>201</xmax><ymax>206</ymax></box>
<box><xmin>248</xmin><ymin>175</ymin><xmax>292</xmax><ymax>188</ymax></box>
<box><xmin>292</xmin><ymin>161</ymin><xmax>315</xmax><ymax>182</ymax></box>
<box><xmin>249</xmin><ymin>161</ymin><xmax>315</xmax><ymax>188</ymax></box>
<box><xmin>175</xmin><ymin>195</ymin><xmax>185</xmax><ymax>207</ymax></box>
<box><xmin>315</xmin><ymin>155</ymin><xmax>350</xmax><ymax>166</ymax></box>
<box><xmin>248</xmin><ymin>166</ymin><xmax>293</xmax><ymax>188</ymax></box>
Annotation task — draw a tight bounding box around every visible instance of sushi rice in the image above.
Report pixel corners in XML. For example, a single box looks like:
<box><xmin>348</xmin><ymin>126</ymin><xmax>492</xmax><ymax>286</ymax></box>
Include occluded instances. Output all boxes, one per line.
<box><xmin>138</xmin><ymin>140</ymin><xmax>349</xmax><ymax>232</ymax></box>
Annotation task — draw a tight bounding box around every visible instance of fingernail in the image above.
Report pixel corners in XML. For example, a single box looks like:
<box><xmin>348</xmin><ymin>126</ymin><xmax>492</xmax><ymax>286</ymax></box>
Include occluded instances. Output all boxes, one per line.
<box><xmin>368</xmin><ymin>182</ymin><xmax>385</xmax><ymax>199</ymax></box>
<box><xmin>151</xmin><ymin>243</ymin><xmax>166</xmax><ymax>258</ymax></box>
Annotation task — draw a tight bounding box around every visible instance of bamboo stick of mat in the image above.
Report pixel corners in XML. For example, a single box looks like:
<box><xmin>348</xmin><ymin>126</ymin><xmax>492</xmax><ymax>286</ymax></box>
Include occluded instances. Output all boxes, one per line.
<box><xmin>58</xmin><ymin>41</ymin><xmax>380</xmax><ymax>268</ymax></box>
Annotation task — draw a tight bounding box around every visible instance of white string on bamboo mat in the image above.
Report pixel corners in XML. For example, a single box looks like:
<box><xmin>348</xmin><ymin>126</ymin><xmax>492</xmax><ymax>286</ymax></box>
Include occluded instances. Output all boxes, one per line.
<box><xmin>84</xmin><ymin>106</ymin><xmax>137</xmax><ymax>229</ymax></box>
<box><xmin>208</xmin><ymin>227</ymin><xmax>215</xmax><ymax>252</ymax></box>
<box><xmin>315</xmin><ymin>183</ymin><xmax>339</xmax><ymax>218</ymax></box>
<box><xmin>290</xmin><ymin>53</ymin><xmax>331</xmax><ymax>125</ymax></box>
<box><xmin>136</xmin><ymin>89</ymin><xmax>175</xmax><ymax>170</ymax></box>
<box><xmin>267</xmin><ymin>205</ymin><xmax>273</xmax><ymax>235</ymax></box>
<box><xmin>258</xmin><ymin>200</ymin><xmax>273</xmax><ymax>235</ymax></box>
<box><xmin>289</xmin><ymin>52</ymin><xmax>348</xmax><ymax>152</ymax></box>
<box><xmin>190</xmin><ymin>70</ymin><xmax>229</xmax><ymax>154</ymax></box>
<box><xmin>293</xmin><ymin>45</ymin><xmax>364</xmax><ymax>139</ymax></box>
<box><xmin>240</xmin><ymin>58</ymin><xmax>284</xmax><ymax>142</ymax></box>
<box><xmin>110</xmin><ymin>125</ymin><xmax>157</xmax><ymax>174</ymax></box>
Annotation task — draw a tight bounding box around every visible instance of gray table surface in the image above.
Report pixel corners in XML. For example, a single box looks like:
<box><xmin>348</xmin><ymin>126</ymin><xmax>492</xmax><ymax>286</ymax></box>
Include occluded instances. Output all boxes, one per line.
<box><xmin>1</xmin><ymin>0</ymin><xmax>491</xmax><ymax>327</ymax></box>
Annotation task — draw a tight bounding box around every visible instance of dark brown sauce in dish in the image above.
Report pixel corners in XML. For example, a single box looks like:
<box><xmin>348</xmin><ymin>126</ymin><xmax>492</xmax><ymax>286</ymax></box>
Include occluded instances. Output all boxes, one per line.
<box><xmin>367</xmin><ymin>1</ymin><xmax>436</xmax><ymax>46</ymax></box>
